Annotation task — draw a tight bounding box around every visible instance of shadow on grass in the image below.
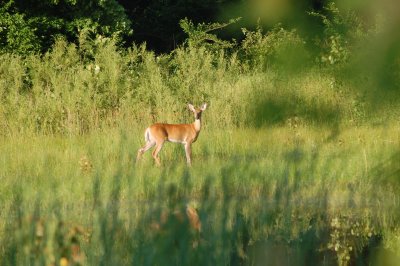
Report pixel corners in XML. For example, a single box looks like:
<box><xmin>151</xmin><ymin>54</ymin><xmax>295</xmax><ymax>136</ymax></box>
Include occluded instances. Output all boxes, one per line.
<box><xmin>251</xmin><ymin>97</ymin><xmax>341</xmax><ymax>128</ymax></box>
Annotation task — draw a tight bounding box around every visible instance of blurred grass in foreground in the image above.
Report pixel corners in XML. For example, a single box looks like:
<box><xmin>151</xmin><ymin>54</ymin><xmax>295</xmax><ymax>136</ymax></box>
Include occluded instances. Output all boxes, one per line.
<box><xmin>0</xmin><ymin>125</ymin><xmax>399</xmax><ymax>265</ymax></box>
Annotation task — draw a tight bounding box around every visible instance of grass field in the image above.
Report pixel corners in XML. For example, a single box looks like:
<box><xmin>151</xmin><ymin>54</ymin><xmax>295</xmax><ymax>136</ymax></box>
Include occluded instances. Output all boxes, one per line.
<box><xmin>1</xmin><ymin>123</ymin><xmax>399</xmax><ymax>265</ymax></box>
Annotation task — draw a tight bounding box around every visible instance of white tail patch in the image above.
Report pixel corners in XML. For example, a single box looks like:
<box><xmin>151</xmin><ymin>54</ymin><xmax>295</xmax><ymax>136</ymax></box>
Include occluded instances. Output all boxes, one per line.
<box><xmin>144</xmin><ymin>128</ymin><xmax>151</xmax><ymax>143</ymax></box>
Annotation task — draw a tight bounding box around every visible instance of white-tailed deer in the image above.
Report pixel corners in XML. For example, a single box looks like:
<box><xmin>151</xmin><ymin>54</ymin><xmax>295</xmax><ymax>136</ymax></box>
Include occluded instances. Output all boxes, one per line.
<box><xmin>137</xmin><ymin>103</ymin><xmax>207</xmax><ymax>166</ymax></box>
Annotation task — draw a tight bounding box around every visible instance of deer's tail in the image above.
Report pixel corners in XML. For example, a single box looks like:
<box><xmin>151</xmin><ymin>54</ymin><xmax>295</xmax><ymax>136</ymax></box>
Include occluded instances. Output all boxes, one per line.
<box><xmin>144</xmin><ymin>128</ymin><xmax>151</xmax><ymax>143</ymax></box>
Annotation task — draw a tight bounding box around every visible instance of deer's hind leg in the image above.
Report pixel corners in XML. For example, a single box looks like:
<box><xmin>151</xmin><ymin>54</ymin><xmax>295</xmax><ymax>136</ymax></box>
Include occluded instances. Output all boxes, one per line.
<box><xmin>137</xmin><ymin>141</ymin><xmax>156</xmax><ymax>162</ymax></box>
<box><xmin>152</xmin><ymin>141</ymin><xmax>165</xmax><ymax>166</ymax></box>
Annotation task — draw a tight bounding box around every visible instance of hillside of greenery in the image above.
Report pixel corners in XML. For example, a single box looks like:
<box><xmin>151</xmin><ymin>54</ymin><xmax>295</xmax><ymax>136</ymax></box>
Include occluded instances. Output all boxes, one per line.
<box><xmin>1</xmin><ymin>1</ymin><xmax>400</xmax><ymax>266</ymax></box>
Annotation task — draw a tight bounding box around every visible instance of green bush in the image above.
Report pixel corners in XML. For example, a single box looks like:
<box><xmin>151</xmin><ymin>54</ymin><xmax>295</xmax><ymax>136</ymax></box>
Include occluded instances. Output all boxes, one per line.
<box><xmin>241</xmin><ymin>24</ymin><xmax>309</xmax><ymax>72</ymax></box>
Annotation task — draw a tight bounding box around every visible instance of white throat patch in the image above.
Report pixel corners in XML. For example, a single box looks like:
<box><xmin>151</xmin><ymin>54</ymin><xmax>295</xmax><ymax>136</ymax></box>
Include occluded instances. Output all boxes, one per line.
<box><xmin>194</xmin><ymin>119</ymin><xmax>201</xmax><ymax>132</ymax></box>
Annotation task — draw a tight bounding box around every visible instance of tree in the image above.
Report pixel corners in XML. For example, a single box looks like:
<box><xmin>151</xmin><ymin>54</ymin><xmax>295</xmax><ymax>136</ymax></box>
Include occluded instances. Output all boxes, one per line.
<box><xmin>118</xmin><ymin>0</ymin><xmax>227</xmax><ymax>52</ymax></box>
<box><xmin>0</xmin><ymin>0</ymin><xmax>131</xmax><ymax>55</ymax></box>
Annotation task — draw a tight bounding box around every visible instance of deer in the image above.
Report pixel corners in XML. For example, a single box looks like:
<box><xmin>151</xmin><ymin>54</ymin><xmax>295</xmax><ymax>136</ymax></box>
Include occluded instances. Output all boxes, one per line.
<box><xmin>136</xmin><ymin>103</ymin><xmax>207</xmax><ymax>166</ymax></box>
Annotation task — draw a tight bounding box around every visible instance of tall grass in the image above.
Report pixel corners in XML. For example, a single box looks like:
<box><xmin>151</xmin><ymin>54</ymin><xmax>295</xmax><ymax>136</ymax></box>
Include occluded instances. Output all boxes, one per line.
<box><xmin>0</xmin><ymin>124</ymin><xmax>399</xmax><ymax>265</ymax></box>
<box><xmin>2</xmin><ymin>33</ymin><xmax>395</xmax><ymax>137</ymax></box>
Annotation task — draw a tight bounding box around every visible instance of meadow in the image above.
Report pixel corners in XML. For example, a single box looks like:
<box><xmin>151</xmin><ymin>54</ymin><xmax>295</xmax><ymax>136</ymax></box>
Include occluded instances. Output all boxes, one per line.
<box><xmin>1</xmin><ymin>15</ymin><xmax>400</xmax><ymax>265</ymax></box>
<box><xmin>1</xmin><ymin>124</ymin><xmax>399</xmax><ymax>265</ymax></box>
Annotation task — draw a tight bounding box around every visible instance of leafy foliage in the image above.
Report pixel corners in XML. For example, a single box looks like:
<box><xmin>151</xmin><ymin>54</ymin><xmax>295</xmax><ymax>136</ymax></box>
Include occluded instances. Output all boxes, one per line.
<box><xmin>118</xmin><ymin>0</ymin><xmax>227</xmax><ymax>52</ymax></box>
<box><xmin>179</xmin><ymin>17</ymin><xmax>240</xmax><ymax>50</ymax></box>
<box><xmin>0</xmin><ymin>0</ymin><xmax>131</xmax><ymax>55</ymax></box>
<box><xmin>0</xmin><ymin>4</ymin><xmax>41</xmax><ymax>54</ymax></box>
<box><xmin>308</xmin><ymin>2</ymin><xmax>368</xmax><ymax>65</ymax></box>
<box><xmin>241</xmin><ymin>23</ymin><xmax>309</xmax><ymax>71</ymax></box>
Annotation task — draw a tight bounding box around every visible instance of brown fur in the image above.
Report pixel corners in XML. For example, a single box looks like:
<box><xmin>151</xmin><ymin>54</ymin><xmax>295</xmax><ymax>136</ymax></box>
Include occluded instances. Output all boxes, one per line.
<box><xmin>137</xmin><ymin>103</ymin><xmax>207</xmax><ymax>166</ymax></box>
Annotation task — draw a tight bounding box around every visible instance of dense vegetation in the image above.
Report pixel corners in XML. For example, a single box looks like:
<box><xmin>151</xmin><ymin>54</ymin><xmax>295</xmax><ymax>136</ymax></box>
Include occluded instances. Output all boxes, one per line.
<box><xmin>0</xmin><ymin>1</ymin><xmax>400</xmax><ymax>265</ymax></box>
<box><xmin>1</xmin><ymin>0</ymin><xmax>328</xmax><ymax>53</ymax></box>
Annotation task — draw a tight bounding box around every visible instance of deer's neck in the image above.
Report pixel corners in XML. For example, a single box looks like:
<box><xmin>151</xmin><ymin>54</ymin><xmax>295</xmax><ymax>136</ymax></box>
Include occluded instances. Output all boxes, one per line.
<box><xmin>193</xmin><ymin>119</ymin><xmax>201</xmax><ymax>132</ymax></box>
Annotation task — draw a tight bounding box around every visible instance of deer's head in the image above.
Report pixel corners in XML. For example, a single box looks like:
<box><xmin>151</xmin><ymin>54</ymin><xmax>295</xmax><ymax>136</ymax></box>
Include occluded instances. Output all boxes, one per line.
<box><xmin>188</xmin><ymin>103</ymin><xmax>207</xmax><ymax>120</ymax></box>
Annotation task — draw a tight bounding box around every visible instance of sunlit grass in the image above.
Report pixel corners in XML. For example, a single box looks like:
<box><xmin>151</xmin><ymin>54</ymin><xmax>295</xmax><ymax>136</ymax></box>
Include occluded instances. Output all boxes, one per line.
<box><xmin>0</xmin><ymin>124</ymin><xmax>399</xmax><ymax>264</ymax></box>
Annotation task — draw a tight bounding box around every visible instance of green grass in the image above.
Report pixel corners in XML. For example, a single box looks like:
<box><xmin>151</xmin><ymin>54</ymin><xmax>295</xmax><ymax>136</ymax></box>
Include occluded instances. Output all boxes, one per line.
<box><xmin>1</xmin><ymin>124</ymin><xmax>399</xmax><ymax>265</ymax></box>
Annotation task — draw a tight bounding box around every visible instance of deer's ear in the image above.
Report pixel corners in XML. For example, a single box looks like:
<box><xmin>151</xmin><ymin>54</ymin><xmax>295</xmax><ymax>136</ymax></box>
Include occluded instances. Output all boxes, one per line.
<box><xmin>200</xmin><ymin>103</ymin><xmax>207</xmax><ymax>111</ymax></box>
<box><xmin>188</xmin><ymin>104</ymin><xmax>196</xmax><ymax>112</ymax></box>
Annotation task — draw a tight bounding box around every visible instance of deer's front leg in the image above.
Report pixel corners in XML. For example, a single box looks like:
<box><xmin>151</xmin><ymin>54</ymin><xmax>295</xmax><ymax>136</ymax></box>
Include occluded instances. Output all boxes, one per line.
<box><xmin>184</xmin><ymin>142</ymin><xmax>192</xmax><ymax>166</ymax></box>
